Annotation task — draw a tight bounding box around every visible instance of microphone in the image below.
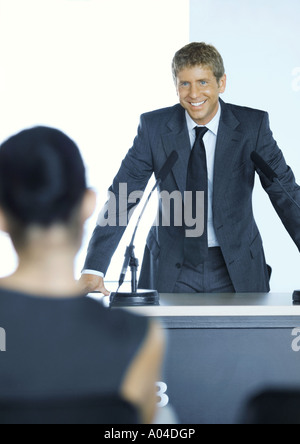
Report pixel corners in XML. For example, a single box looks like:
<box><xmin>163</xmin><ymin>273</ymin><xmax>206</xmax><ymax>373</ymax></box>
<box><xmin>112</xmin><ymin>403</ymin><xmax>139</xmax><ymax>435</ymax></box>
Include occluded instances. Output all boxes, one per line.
<box><xmin>250</xmin><ymin>151</ymin><xmax>278</xmax><ymax>182</ymax></box>
<box><xmin>118</xmin><ymin>150</ymin><xmax>178</xmax><ymax>289</ymax></box>
<box><xmin>111</xmin><ymin>151</ymin><xmax>179</xmax><ymax>307</ymax></box>
<box><xmin>250</xmin><ymin>151</ymin><xmax>300</xmax><ymax>211</ymax></box>
<box><xmin>157</xmin><ymin>150</ymin><xmax>179</xmax><ymax>182</ymax></box>
<box><xmin>251</xmin><ymin>151</ymin><xmax>300</xmax><ymax>305</ymax></box>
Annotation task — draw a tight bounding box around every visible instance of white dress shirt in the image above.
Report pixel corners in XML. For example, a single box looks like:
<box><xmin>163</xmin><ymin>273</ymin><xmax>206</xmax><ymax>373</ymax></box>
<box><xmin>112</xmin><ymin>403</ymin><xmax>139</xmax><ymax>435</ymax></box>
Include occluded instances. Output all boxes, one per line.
<box><xmin>82</xmin><ymin>103</ymin><xmax>221</xmax><ymax>278</ymax></box>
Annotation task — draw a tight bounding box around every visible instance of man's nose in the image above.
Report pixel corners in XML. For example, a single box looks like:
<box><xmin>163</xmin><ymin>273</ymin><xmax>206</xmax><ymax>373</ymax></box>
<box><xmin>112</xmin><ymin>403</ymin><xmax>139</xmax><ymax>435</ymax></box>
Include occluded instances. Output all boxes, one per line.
<box><xmin>189</xmin><ymin>84</ymin><xmax>200</xmax><ymax>98</ymax></box>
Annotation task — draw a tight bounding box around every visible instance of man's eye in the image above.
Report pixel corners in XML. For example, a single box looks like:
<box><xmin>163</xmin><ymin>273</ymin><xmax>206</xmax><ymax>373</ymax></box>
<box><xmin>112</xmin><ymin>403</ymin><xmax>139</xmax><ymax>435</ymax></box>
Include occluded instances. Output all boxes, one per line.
<box><xmin>181</xmin><ymin>82</ymin><xmax>189</xmax><ymax>87</ymax></box>
<box><xmin>200</xmin><ymin>81</ymin><xmax>207</xmax><ymax>86</ymax></box>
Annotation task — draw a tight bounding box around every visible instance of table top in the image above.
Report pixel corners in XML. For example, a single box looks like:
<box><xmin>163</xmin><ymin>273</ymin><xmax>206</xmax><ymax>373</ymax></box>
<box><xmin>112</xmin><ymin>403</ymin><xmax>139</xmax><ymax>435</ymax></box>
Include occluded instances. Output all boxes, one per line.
<box><xmin>116</xmin><ymin>292</ymin><xmax>300</xmax><ymax>317</ymax></box>
<box><xmin>89</xmin><ymin>292</ymin><xmax>300</xmax><ymax>328</ymax></box>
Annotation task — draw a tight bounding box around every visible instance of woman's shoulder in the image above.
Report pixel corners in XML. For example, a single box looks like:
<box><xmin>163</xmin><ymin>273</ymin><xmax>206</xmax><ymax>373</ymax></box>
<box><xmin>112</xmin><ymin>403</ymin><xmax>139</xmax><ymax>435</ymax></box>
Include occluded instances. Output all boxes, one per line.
<box><xmin>82</xmin><ymin>296</ymin><xmax>151</xmax><ymax>337</ymax></box>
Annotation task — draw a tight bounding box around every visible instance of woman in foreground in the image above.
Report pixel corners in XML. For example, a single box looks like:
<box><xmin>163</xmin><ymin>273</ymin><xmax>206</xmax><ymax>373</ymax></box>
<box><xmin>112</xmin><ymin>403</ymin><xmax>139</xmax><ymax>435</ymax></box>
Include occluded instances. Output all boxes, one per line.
<box><xmin>0</xmin><ymin>127</ymin><xmax>165</xmax><ymax>424</ymax></box>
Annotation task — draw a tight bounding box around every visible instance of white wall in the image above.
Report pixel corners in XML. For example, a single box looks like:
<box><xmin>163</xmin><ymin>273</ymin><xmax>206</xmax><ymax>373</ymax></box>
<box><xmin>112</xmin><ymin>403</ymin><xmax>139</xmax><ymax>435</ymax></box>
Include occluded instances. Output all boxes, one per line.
<box><xmin>3</xmin><ymin>0</ymin><xmax>297</xmax><ymax>293</ymax></box>
<box><xmin>190</xmin><ymin>0</ymin><xmax>300</xmax><ymax>292</ymax></box>
<box><xmin>0</xmin><ymin>0</ymin><xmax>189</xmax><ymax>285</ymax></box>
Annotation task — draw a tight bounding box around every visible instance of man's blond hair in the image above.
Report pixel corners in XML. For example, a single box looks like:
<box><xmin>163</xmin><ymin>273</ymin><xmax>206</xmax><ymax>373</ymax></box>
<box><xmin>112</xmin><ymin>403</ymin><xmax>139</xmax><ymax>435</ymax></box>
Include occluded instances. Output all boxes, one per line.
<box><xmin>172</xmin><ymin>42</ymin><xmax>225</xmax><ymax>84</ymax></box>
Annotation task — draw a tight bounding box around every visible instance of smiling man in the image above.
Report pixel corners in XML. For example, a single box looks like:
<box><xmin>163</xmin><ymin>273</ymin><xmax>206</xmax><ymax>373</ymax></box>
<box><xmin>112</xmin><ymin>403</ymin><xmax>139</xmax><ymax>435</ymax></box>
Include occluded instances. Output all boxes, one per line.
<box><xmin>80</xmin><ymin>42</ymin><xmax>300</xmax><ymax>295</ymax></box>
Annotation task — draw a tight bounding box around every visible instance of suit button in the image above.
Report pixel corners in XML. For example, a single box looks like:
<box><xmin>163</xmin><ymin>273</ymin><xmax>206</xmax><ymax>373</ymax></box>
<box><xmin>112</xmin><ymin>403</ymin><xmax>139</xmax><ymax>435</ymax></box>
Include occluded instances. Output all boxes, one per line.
<box><xmin>176</xmin><ymin>263</ymin><xmax>182</xmax><ymax>269</ymax></box>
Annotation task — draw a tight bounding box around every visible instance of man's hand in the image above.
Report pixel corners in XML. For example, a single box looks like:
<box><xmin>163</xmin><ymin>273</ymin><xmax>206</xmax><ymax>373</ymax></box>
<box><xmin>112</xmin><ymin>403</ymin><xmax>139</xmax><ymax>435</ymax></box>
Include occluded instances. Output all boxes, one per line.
<box><xmin>78</xmin><ymin>274</ymin><xmax>110</xmax><ymax>296</ymax></box>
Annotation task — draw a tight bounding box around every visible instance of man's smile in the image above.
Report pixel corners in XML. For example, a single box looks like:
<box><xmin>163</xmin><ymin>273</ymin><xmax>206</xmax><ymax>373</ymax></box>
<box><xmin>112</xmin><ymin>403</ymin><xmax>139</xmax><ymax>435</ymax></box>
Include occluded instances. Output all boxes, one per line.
<box><xmin>189</xmin><ymin>100</ymin><xmax>207</xmax><ymax>108</ymax></box>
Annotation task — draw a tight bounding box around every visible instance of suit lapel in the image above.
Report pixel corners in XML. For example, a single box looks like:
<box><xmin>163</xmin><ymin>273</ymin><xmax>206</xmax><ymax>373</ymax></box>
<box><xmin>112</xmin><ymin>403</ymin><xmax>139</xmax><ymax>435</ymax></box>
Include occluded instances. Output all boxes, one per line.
<box><xmin>161</xmin><ymin>105</ymin><xmax>191</xmax><ymax>196</ymax></box>
<box><xmin>213</xmin><ymin>100</ymin><xmax>242</xmax><ymax>206</ymax></box>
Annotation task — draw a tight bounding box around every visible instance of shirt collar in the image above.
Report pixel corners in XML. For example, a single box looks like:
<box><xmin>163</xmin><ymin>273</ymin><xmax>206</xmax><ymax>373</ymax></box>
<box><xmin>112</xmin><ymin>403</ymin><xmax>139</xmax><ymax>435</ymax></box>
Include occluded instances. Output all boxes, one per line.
<box><xmin>185</xmin><ymin>101</ymin><xmax>222</xmax><ymax>136</ymax></box>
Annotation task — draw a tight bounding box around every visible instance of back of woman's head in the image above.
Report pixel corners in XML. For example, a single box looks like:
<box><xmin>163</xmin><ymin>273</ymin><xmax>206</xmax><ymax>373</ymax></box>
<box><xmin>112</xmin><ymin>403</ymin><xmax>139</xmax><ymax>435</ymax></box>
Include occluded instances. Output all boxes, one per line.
<box><xmin>0</xmin><ymin>126</ymin><xmax>87</xmax><ymax>228</ymax></box>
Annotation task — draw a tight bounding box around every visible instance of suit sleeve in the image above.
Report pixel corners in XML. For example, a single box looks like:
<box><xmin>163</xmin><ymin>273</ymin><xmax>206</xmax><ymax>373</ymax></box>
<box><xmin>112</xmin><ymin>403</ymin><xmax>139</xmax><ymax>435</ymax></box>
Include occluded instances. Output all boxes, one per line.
<box><xmin>83</xmin><ymin>115</ymin><xmax>154</xmax><ymax>275</ymax></box>
<box><xmin>255</xmin><ymin>112</ymin><xmax>300</xmax><ymax>251</ymax></box>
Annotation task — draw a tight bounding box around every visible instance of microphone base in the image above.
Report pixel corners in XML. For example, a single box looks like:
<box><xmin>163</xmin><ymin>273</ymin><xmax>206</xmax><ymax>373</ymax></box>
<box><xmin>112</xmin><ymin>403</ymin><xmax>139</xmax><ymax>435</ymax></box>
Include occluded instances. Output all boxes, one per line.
<box><xmin>293</xmin><ymin>290</ymin><xmax>300</xmax><ymax>304</ymax></box>
<box><xmin>110</xmin><ymin>290</ymin><xmax>160</xmax><ymax>308</ymax></box>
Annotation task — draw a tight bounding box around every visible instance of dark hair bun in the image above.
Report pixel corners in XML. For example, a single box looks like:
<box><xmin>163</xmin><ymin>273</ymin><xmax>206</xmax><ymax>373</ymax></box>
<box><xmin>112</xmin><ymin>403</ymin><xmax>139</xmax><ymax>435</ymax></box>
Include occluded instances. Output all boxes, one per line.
<box><xmin>0</xmin><ymin>126</ymin><xmax>87</xmax><ymax>226</ymax></box>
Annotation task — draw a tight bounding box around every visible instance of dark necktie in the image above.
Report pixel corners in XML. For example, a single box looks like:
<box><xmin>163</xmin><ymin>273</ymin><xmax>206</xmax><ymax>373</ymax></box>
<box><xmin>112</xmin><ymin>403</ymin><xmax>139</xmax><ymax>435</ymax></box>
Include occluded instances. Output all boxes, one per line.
<box><xmin>184</xmin><ymin>126</ymin><xmax>209</xmax><ymax>266</ymax></box>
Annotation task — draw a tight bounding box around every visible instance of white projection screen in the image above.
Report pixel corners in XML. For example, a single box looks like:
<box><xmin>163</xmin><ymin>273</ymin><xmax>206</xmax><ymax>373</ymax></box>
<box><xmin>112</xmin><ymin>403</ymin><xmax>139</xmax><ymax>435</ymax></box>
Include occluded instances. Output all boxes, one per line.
<box><xmin>0</xmin><ymin>0</ymin><xmax>189</xmax><ymax>285</ymax></box>
<box><xmin>1</xmin><ymin>0</ymin><xmax>300</xmax><ymax>292</ymax></box>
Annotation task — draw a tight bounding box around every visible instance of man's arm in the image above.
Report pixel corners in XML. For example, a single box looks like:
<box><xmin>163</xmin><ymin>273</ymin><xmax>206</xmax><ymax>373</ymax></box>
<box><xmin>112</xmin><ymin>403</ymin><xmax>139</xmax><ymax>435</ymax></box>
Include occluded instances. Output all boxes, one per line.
<box><xmin>80</xmin><ymin>115</ymin><xmax>154</xmax><ymax>293</ymax></box>
<box><xmin>255</xmin><ymin>112</ymin><xmax>300</xmax><ymax>249</ymax></box>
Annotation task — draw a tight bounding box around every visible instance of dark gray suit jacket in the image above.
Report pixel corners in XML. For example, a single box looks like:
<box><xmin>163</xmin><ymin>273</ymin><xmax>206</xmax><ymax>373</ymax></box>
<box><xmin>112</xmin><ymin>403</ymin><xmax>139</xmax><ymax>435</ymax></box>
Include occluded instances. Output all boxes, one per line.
<box><xmin>84</xmin><ymin>99</ymin><xmax>300</xmax><ymax>292</ymax></box>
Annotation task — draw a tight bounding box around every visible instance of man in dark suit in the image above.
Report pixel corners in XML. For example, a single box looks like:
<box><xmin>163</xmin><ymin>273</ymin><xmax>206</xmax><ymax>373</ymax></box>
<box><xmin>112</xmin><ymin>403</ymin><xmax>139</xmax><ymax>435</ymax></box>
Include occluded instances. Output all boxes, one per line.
<box><xmin>80</xmin><ymin>42</ymin><xmax>300</xmax><ymax>295</ymax></box>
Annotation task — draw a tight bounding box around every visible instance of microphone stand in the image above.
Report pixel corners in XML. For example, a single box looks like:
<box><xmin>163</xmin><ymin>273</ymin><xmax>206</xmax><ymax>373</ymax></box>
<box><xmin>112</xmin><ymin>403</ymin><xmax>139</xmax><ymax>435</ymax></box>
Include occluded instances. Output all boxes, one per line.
<box><xmin>273</xmin><ymin>179</ymin><xmax>300</xmax><ymax>304</ymax></box>
<box><xmin>110</xmin><ymin>183</ymin><xmax>160</xmax><ymax>308</ymax></box>
<box><xmin>110</xmin><ymin>248</ymin><xmax>159</xmax><ymax>308</ymax></box>
<box><xmin>251</xmin><ymin>152</ymin><xmax>300</xmax><ymax>305</ymax></box>
<box><xmin>130</xmin><ymin>247</ymin><xmax>138</xmax><ymax>294</ymax></box>
<box><xmin>109</xmin><ymin>150</ymin><xmax>179</xmax><ymax>308</ymax></box>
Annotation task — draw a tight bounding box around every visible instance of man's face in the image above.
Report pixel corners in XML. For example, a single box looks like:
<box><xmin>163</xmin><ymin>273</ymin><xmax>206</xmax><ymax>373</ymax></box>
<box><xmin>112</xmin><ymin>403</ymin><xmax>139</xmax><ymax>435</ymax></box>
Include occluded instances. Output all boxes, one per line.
<box><xmin>176</xmin><ymin>65</ymin><xmax>226</xmax><ymax>125</ymax></box>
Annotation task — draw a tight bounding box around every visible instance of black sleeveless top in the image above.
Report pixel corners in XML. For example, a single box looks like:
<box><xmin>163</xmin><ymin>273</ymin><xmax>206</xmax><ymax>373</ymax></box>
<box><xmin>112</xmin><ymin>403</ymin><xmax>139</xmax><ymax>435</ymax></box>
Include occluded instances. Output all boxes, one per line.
<box><xmin>0</xmin><ymin>288</ymin><xmax>149</xmax><ymax>398</ymax></box>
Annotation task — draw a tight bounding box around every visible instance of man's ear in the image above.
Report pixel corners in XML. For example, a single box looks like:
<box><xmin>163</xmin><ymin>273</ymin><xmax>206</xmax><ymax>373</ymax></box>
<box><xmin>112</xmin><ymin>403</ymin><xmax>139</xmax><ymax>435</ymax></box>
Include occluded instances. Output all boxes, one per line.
<box><xmin>80</xmin><ymin>189</ymin><xmax>97</xmax><ymax>223</ymax></box>
<box><xmin>0</xmin><ymin>208</ymin><xmax>9</xmax><ymax>234</ymax></box>
<box><xmin>218</xmin><ymin>74</ymin><xmax>227</xmax><ymax>94</ymax></box>
<box><xmin>174</xmin><ymin>76</ymin><xmax>180</xmax><ymax>97</ymax></box>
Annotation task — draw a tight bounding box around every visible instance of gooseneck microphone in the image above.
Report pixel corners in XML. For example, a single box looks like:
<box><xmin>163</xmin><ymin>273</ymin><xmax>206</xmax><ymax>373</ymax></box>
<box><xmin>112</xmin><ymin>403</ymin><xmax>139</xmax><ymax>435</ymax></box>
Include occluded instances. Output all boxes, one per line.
<box><xmin>251</xmin><ymin>151</ymin><xmax>300</xmax><ymax>211</ymax></box>
<box><xmin>128</xmin><ymin>149</ymin><xmax>179</xmax><ymax>261</ymax></box>
<box><xmin>111</xmin><ymin>150</ymin><xmax>179</xmax><ymax>307</ymax></box>
<box><xmin>251</xmin><ymin>151</ymin><xmax>300</xmax><ymax>304</ymax></box>
<box><xmin>250</xmin><ymin>151</ymin><xmax>278</xmax><ymax>182</ymax></box>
